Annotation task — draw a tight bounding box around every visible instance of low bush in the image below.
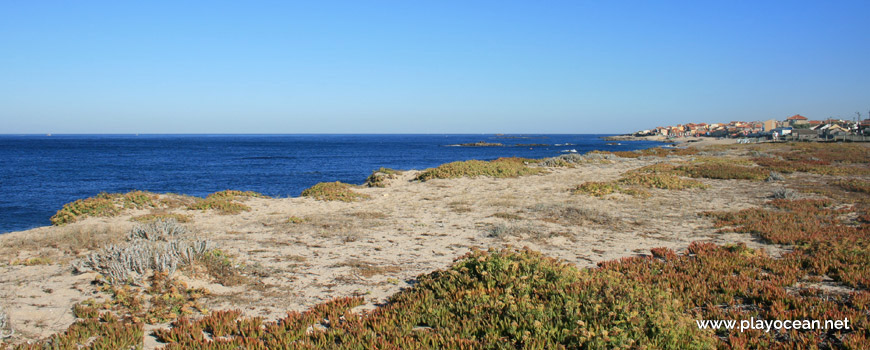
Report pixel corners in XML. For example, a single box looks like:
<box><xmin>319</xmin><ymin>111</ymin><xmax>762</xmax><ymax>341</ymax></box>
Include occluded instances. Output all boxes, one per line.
<box><xmin>618</xmin><ymin>172</ymin><xmax>707</xmax><ymax>190</ymax></box>
<box><xmin>570</xmin><ymin>181</ymin><xmax>620</xmax><ymax>196</ymax></box>
<box><xmin>590</xmin><ymin>147</ymin><xmax>699</xmax><ymax>159</ymax></box>
<box><xmin>538</xmin><ymin>153</ymin><xmax>588</xmax><ymax>167</ymax></box>
<box><xmin>51</xmin><ymin>190</ymin><xmax>259</xmax><ymax>224</ymax></box>
<box><xmin>199</xmin><ymin>250</ymin><xmax>249</xmax><ymax>286</ymax></box>
<box><xmin>51</xmin><ymin>190</ymin><xmax>160</xmax><ymax>225</ymax></box>
<box><xmin>832</xmin><ymin>179</ymin><xmax>870</xmax><ymax>194</ymax></box>
<box><xmin>72</xmin><ymin>219</ymin><xmax>216</xmax><ymax>284</ymax></box>
<box><xmin>205</xmin><ymin>190</ymin><xmax>270</xmax><ymax>200</ymax></box>
<box><xmin>185</xmin><ymin>190</ymin><xmax>268</xmax><ymax>215</ymax></box>
<box><xmin>286</xmin><ymin>216</ymin><xmax>305</xmax><ymax>224</ymax></box>
<box><xmin>13</xmin><ymin>311</ymin><xmax>143</xmax><ymax>349</ymax></box>
<box><xmin>485</xmin><ymin>223</ymin><xmax>544</xmax><ymax>239</ymax></box>
<box><xmin>530</xmin><ymin>203</ymin><xmax>615</xmax><ymax>225</ymax></box>
<box><xmin>301</xmin><ymin>182</ymin><xmax>371</xmax><ymax>202</ymax></box>
<box><xmin>676</xmin><ymin>163</ymin><xmax>769</xmax><ymax>181</ymax></box>
<box><xmin>153</xmin><ymin>248</ymin><xmax>712</xmax><ymax>349</ymax></box>
<box><xmin>769</xmin><ymin>188</ymin><xmax>798</xmax><ymax>199</ymax></box>
<box><xmin>187</xmin><ymin>198</ymin><xmax>251</xmax><ymax>215</ymax></box>
<box><xmin>765</xmin><ymin>171</ymin><xmax>785</xmax><ymax>182</ymax></box>
<box><xmin>751</xmin><ymin>143</ymin><xmax>870</xmax><ymax>176</ymax></box>
<box><xmin>787</xmin><ymin>143</ymin><xmax>870</xmax><ymax>164</ymax></box>
<box><xmin>415</xmin><ymin>157</ymin><xmax>546</xmax><ymax>181</ymax></box>
<box><xmin>365</xmin><ymin>167</ymin><xmax>403</xmax><ymax>187</ymax></box>
<box><xmin>572</xmin><ymin>163</ymin><xmax>706</xmax><ymax>197</ymax></box>
<box><xmin>0</xmin><ymin>304</ymin><xmax>12</xmax><ymax>341</ymax></box>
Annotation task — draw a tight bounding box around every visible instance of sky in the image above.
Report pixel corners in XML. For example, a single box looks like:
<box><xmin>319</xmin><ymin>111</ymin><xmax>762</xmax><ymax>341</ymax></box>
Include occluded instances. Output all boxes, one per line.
<box><xmin>1</xmin><ymin>1</ymin><xmax>868</xmax><ymax>134</ymax></box>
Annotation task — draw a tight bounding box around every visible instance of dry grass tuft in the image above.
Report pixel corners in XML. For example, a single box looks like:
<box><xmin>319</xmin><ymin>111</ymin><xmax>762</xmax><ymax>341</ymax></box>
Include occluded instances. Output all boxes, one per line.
<box><xmin>198</xmin><ymin>250</ymin><xmax>250</xmax><ymax>286</ymax></box>
<box><xmin>10</xmin><ymin>257</ymin><xmax>53</xmax><ymax>266</ymax></box>
<box><xmin>335</xmin><ymin>259</ymin><xmax>400</xmax><ymax>278</ymax></box>
<box><xmin>530</xmin><ymin>203</ymin><xmax>616</xmax><ymax>226</ymax></box>
<box><xmin>491</xmin><ymin>212</ymin><xmax>524</xmax><ymax>221</ymax></box>
<box><xmin>0</xmin><ymin>224</ymin><xmax>127</xmax><ymax>259</ymax></box>
<box><xmin>349</xmin><ymin>211</ymin><xmax>388</xmax><ymax>219</ymax></box>
<box><xmin>131</xmin><ymin>212</ymin><xmax>191</xmax><ymax>223</ymax></box>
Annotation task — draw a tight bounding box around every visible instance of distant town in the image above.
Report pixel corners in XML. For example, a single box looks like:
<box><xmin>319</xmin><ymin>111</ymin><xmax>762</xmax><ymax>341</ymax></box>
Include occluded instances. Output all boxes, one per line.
<box><xmin>633</xmin><ymin>114</ymin><xmax>870</xmax><ymax>140</ymax></box>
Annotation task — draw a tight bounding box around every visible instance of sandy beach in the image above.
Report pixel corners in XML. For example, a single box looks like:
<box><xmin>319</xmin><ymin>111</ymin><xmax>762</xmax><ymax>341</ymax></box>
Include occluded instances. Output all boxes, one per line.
<box><xmin>604</xmin><ymin>134</ymin><xmax>741</xmax><ymax>148</ymax></box>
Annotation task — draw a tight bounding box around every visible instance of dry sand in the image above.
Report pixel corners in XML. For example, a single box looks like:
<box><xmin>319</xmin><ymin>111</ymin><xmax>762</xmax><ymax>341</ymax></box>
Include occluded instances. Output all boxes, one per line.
<box><xmin>0</xmin><ymin>150</ymin><xmax>783</xmax><ymax>348</ymax></box>
<box><xmin>606</xmin><ymin>134</ymin><xmax>741</xmax><ymax>148</ymax></box>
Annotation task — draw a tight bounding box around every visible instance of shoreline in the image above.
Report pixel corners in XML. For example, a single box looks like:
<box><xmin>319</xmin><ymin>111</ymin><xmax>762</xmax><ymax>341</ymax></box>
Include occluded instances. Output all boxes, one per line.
<box><xmin>0</xmin><ymin>134</ymin><xmax>667</xmax><ymax>235</ymax></box>
<box><xmin>0</xmin><ymin>146</ymin><xmax>776</xmax><ymax>345</ymax></box>
<box><xmin>1</xmin><ymin>142</ymin><xmax>867</xmax><ymax>348</ymax></box>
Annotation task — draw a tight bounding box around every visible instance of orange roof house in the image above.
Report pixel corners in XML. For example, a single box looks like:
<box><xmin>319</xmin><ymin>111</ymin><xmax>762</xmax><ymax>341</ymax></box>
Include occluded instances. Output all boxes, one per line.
<box><xmin>785</xmin><ymin>114</ymin><xmax>809</xmax><ymax>126</ymax></box>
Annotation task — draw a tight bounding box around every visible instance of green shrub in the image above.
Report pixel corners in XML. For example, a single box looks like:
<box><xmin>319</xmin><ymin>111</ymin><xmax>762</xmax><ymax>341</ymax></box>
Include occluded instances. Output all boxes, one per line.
<box><xmin>184</xmin><ymin>190</ymin><xmax>267</xmax><ymax>215</ymax></box>
<box><xmin>301</xmin><ymin>182</ymin><xmax>371</xmax><ymax>202</ymax></box>
<box><xmin>51</xmin><ymin>191</ymin><xmax>160</xmax><ymax>225</ymax></box>
<box><xmin>151</xmin><ymin>248</ymin><xmax>713</xmax><ymax>349</ymax></box>
<box><xmin>187</xmin><ymin>198</ymin><xmax>251</xmax><ymax>215</ymax></box>
<box><xmin>415</xmin><ymin>157</ymin><xmax>546</xmax><ymax>181</ymax></box>
<box><xmin>205</xmin><ymin>190</ymin><xmax>270</xmax><ymax>200</ymax></box>
<box><xmin>286</xmin><ymin>216</ymin><xmax>305</xmax><ymax>224</ymax></box>
<box><xmin>618</xmin><ymin>173</ymin><xmax>707</xmax><ymax>190</ymax></box>
<box><xmin>832</xmin><ymin>179</ymin><xmax>870</xmax><ymax>194</ymax></box>
<box><xmin>676</xmin><ymin>163</ymin><xmax>769</xmax><ymax>181</ymax></box>
<box><xmin>590</xmin><ymin>147</ymin><xmax>699</xmax><ymax>158</ymax></box>
<box><xmin>365</xmin><ymin>167</ymin><xmax>403</xmax><ymax>187</ymax></box>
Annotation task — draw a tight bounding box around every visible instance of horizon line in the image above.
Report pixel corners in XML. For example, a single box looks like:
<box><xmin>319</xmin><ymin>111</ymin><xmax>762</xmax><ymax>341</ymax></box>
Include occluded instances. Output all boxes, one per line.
<box><xmin>0</xmin><ymin>132</ymin><xmax>628</xmax><ymax>136</ymax></box>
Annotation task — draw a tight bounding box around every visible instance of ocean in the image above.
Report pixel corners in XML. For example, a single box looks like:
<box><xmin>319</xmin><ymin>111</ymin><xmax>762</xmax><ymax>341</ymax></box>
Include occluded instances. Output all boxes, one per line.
<box><xmin>0</xmin><ymin>134</ymin><xmax>662</xmax><ymax>233</ymax></box>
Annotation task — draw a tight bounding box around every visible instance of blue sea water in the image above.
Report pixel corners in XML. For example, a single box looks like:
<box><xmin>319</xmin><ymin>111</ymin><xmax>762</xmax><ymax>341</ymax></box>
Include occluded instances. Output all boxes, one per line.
<box><xmin>0</xmin><ymin>134</ymin><xmax>663</xmax><ymax>233</ymax></box>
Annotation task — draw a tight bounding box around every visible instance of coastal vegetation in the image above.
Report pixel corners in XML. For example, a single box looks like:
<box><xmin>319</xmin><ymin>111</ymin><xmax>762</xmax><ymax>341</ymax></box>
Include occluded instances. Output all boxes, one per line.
<box><xmin>365</xmin><ymin>167</ymin><xmax>403</xmax><ymax>188</ymax></box>
<box><xmin>131</xmin><ymin>212</ymin><xmax>191</xmax><ymax>223</ymax></box>
<box><xmin>186</xmin><ymin>197</ymin><xmax>252</xmax><ymax>215</ymax></box>
<box><xmin>570</xmin><ymin>181</ymin><xmax>620</xmax><ymax>197</ymax></box>
<box><xmin>588</xmin><ymin>147</ymin><xmax>699</xmax><ymax>158</ymax></box>
<box><xmin>187</xmin><ymin>190</ymin><xmax>269</xmax><ymax>215</ymax></box>
<box><xmin>572</xmin><ymin>162</ymin><xmax>707</xmax><ymax>198</ymax></box>
<box><xmin>72</xmin><ymin>219</ymin><xmax>216</xmax><ymax>284</ymax></box>
<box><xmin>153</xmin><ymin>248</ymin><xmax>712</xmax><ymax>349</ymax></box>
<box><xmin>51</xmin><ymin>190</ymin><xmax>270</xmax><ymax>225</ymax></box>
<box><xmin>415</xmin><ymin>157</ymin><xmax>545</xmax><ymax>181</ymax></box>
<box><xmin>301</xmin><ymin>181</ymin><xmax>371</xmax><ymax>202</ymax></box>
<box><xmin>5</xmin><ymin>142</ymin><xmax>869</xmax><ymax>349</ymax></box>
<box><xmin>50</xmin><ymin>191</ymin><xmax>160</xmax><ymax>225</ymax></box>
<box><xmin>676</xmin><ymin>163</ymin><xmax>769</xmax><ymax>181</ymax></box>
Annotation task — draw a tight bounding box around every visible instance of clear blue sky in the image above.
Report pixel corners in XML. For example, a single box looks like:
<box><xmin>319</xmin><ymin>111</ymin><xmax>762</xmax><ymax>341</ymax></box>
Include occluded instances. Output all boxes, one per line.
<box><xmin>1</xmin><ymin>1</ymin><xmax>868</xmax><ymax>134</ymax></box>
